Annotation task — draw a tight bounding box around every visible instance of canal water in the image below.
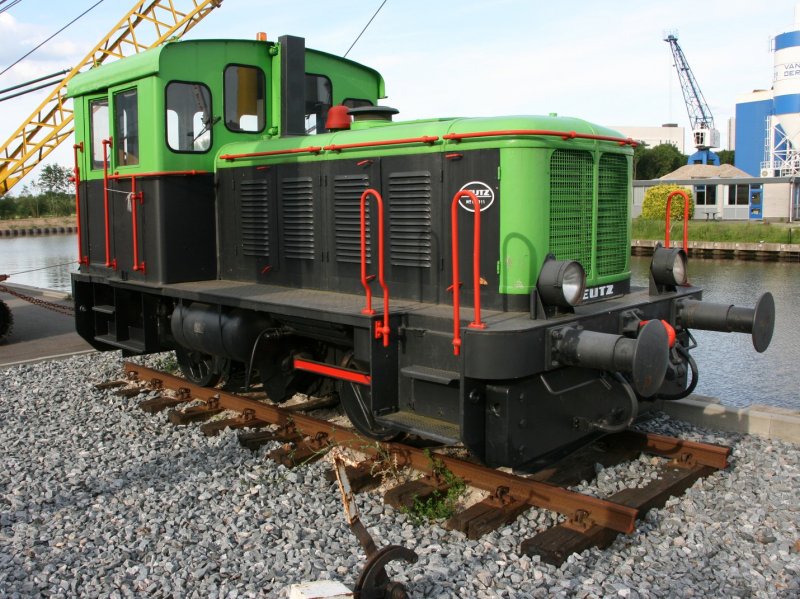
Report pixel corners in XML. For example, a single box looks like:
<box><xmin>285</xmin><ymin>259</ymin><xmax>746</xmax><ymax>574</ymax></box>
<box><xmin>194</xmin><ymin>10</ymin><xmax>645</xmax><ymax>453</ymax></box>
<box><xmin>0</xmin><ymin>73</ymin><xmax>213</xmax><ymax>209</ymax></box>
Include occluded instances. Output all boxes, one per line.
<box><xmin>1</xmin><ymin>234</ymin><xmax>797</xmax><ymax>410</ymax></box>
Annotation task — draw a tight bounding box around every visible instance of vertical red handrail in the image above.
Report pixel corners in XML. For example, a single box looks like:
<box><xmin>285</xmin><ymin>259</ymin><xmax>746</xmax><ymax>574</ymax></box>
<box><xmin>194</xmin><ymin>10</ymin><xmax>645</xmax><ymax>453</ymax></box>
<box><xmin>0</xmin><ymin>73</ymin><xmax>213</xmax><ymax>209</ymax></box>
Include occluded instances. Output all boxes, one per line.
<box><xmin>450</xmin><ymin>190</ymin><xmax>486</xmax><ymax>357</ymax></box>
<box><xmin>102</xmin><ymin>137</ymin><xmax>114</xmax><ymax>268</ymax></box>
<box><xmin>360</xmin><ymin>188</ymin><xmax>390</xmax><ymax>347</ymax></box>
<box><xmin>129</xmin><ymin>177</ymin><xmax>145</xmax><ymax>273</ymax></box>
<box><xmin>71</xmin><ymin>142</ymin><xmax>88</xmax><ymax>266</ymax></box>
<box><xmin>665</xmin><ymin>190</ymin><xmax>690</xmax><ymax>253</ymax></box>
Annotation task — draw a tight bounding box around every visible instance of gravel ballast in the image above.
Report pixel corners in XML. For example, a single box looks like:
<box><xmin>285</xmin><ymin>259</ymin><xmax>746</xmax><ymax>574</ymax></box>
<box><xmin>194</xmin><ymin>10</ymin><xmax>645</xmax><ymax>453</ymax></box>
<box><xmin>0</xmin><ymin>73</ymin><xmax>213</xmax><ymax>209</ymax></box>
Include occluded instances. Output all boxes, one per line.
<box><xmin>1</xmin><ymin>352</ymin><xmax>798</xmax><ymax>598</ymax></box>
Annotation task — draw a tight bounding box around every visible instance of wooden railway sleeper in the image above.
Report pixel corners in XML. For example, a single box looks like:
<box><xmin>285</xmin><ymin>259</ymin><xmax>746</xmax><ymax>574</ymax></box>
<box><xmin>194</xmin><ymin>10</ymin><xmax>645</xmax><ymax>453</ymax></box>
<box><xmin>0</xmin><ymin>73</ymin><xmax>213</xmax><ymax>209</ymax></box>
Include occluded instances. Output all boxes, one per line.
<box><xmin>200</xmin><ymin>408</ymin><xmax>268</xmax><ymax>437</ymax></box>
<box><xmin>168</xmin><ymin>394</ymin><xmax>224</xmax><ymax>425</ymax></box>
<box><xmin>268</xmin><ymin>431</ymin><xmax>332</xmax><ymax>467</ymax></box>
<box><xmin>447</xmin><ymin>486</ymin><xmax>529</xmax><ymax>539</ymax></box>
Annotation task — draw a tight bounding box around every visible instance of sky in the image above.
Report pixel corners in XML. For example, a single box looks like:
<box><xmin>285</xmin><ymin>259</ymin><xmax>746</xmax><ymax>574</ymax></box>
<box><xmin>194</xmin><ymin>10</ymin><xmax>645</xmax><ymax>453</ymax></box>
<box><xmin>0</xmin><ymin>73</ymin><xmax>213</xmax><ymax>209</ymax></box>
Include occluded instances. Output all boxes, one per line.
<box><xmin>1</xmin><ymin>0</ymin><xmax>799</xmax><ymax>192</ymax></box>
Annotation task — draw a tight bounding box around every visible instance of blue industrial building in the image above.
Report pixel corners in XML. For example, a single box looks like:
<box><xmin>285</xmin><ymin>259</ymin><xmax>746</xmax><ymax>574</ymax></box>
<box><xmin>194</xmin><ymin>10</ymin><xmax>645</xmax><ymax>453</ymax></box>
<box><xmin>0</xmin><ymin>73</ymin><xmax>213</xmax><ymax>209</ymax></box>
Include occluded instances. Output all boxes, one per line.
<box><xmin>735</xmin><ymin>91</ymin><xmax>774</xmax><ymax>177</ymax></box>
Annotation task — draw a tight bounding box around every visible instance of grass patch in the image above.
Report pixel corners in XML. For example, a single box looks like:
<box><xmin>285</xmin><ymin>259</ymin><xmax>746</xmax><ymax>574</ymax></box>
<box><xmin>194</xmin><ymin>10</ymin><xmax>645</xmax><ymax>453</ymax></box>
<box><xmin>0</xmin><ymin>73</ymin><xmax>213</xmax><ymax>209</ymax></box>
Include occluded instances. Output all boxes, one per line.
<box><xmin>633</xmin><ymin>219</ymin><xmax>797</xmax><ymax>244</ymax></box>
<box><xmin>402</xmin><ymin>449</ymin><xmax>466</xmax><ymax>525</ymax></box>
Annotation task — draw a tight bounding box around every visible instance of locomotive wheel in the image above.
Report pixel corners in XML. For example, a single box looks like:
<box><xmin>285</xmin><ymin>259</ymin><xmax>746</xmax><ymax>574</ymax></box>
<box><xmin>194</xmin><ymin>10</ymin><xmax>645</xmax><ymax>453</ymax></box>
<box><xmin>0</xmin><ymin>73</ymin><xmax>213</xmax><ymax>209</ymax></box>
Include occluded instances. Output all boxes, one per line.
<box><xmin>175</xmin><ymin>348</ymin><xmax>229</xmax><ymax>387</ymax></box>
<box><xmin>0</xmin><ymin>300</ymin><xmax>12</xmax><ymax>341</ymax></box>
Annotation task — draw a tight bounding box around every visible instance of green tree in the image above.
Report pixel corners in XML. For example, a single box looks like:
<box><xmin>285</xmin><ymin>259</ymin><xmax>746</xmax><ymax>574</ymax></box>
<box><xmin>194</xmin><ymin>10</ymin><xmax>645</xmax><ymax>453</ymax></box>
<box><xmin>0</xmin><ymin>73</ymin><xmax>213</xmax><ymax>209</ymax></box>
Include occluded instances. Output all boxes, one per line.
<box><xmin>641</xmin><ymin>184</ymin><xmax>694</xmax><ymax>220</ymax></box>
<box><xmin>38</xmin><ymin>164</ymin><xmax>74</xmax><ymax>216</ymax></box>
<box><xmin>635</xmin><ymin>143</ymin><xmax>688</xmax><ymax>180</ymax></box>
<box><xmin>717</xmin><ymin>149</ymin><xmax>735</xmax><ymax>165</ymax></box>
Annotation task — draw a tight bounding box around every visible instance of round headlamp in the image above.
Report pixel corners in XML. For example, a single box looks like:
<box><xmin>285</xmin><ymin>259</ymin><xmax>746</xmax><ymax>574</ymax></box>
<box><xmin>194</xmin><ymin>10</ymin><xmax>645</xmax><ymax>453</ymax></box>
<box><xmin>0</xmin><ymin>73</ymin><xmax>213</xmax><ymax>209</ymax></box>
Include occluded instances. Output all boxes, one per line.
<box><xmin>537</xmin><ymin>258</ymin><xmax>586</xmax><ymax>308</ymax></box>
<box><xmin>650</xmin><ymin>246</ymin><xmax>688</xmax><ymax>287</ymax></box>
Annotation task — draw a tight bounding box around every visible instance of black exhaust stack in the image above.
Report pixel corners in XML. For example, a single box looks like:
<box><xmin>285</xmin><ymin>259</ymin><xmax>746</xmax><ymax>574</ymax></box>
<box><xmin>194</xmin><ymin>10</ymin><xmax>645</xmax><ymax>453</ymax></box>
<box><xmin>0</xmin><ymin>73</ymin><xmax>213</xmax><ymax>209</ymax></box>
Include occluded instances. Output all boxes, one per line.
<box><xmin>550</xmin><ymin>320</ymin><xmax>670</xmax><ymax>397</ymax></box>
<box><xmin>279</xmin><ymin>35</ymin><xmax>306</xmax><ymax>136</ymax></box>
<box><xmin>677</xmin><ymin>292</ymin><xmax>775</xmax><ymax>353</ymax></box>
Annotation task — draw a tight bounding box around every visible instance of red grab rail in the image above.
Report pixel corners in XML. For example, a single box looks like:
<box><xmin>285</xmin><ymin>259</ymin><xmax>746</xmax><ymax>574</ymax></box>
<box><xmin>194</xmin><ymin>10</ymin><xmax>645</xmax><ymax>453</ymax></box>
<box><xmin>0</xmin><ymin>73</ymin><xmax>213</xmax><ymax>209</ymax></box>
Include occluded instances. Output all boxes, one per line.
<box><xmin>129</xmin><ymin>178</ymin><xmax>145</xmax><ymax>273</ymax></box>
<box><xmin>665</xmin><ymin>190</ymin><xmax>690</xmax><ymax>253</ymax></box>
<box><xmin>107</xmin><ymin>170</ymin><xmax>208</xmax><ymax>180</ymax></box>
<box><xmin>71</xmin><ymin>142</ymin><xmax>88</xmax><ymax>266</ymax></box>
<box><xmin>360</xmin><ymin>189</ymin><xmax>390</xmax><ymax>347</ymax></box>
<box><xmin>219</xmin><ymin>146</ymin><xmax>322</xmax><ymax>161</ymax></box>
<box><xmin>101</xmin><ymin>137</ymin><xmax>115</xmax><ymax>269</ymax></box>
<box><xmin>293</xmin><ymin>357</ymin><xmax>371</xmax><ymax>385</ymax></box>
<box><xmin>324</xmin><ymin>136</ymin><xmax>438</xmax><ymax>152</ymax></box>
<box><xmin>443</xmin><ymin>129</ymin><xmax>637</xmax><ymax>147</ymax></box>
<box><xmin>450</xmin><ymin>190</ymin><xmax>486</xmax><ymax>357</ymax></box>
<box><xmin>107</xmin><ymin>171</ymin><xmax>207</xmax><ymax>273</ymax></box>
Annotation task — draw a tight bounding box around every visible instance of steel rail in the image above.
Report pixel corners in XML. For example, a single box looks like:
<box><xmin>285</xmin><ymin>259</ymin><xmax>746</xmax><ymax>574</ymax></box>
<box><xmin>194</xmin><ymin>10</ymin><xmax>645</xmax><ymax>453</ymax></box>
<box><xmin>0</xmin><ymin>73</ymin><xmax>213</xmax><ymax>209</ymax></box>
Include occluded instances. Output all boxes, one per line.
<box><xmin>123</xmin><ymin>362</ymin><xmax>639</xmax><ymax>533</ymax></box>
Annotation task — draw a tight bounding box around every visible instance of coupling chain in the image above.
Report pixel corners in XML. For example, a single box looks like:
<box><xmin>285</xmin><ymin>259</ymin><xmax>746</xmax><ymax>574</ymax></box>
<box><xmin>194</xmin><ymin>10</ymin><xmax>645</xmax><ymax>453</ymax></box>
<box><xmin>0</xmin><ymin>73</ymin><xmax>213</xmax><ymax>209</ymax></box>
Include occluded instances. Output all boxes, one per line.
<box><xmin>0</xmin><ymin>284</ymin><xmax>75</xmax><ymax>316</ymax></box>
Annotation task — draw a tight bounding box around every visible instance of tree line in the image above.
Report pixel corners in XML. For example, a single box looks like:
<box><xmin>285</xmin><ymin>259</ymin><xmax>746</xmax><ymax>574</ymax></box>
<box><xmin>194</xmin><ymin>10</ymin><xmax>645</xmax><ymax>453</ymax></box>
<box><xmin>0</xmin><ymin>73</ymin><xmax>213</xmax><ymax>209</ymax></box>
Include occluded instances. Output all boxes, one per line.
<box><xmin>633</xmin><ymin>143</ymin><xmax>734</xmax><ymax>180</ymax></box>
<box><xmin>0</xmin><ymin>164</ymin><xmax>75</xmax><ymax>219</ymax></box>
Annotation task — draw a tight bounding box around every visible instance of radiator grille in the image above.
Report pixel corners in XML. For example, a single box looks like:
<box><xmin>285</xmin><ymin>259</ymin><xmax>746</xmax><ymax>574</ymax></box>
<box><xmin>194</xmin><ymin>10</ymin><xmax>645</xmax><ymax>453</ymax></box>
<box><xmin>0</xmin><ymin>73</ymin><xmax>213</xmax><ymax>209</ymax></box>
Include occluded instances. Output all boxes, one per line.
<box><xmin>334</xmin><ymin>174</ymin><xmax>370</xmax><ymax>264</ymax></box>
<box><xmin>240</xmin><ymin>179</ymin><xmax>270</xmax><ymax>257</ymax></box>
<box><xmin>549</xmin><ymin>150</ymin><xmax>594</xmax><ymax>277</ymax></box>
<box><xmin>597</xmin><ymin>154</ymin><xmax>629</xmax><ymax>276</ymax></box>
<box><xmin>281</xmin><ymin>177</ymin><xmax>315</xmax><ymax>260</ymax></box>
<box><xmin>388</xmin><ymin>171</ymin><xmax>432</xmax><ymax>267</ymax></box>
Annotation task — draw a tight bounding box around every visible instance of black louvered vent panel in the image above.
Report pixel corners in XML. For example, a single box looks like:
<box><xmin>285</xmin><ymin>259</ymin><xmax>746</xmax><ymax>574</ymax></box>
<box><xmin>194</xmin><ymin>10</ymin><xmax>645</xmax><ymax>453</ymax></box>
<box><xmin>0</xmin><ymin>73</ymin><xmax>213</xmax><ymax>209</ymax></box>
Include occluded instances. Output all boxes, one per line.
<box><xmin>281</xmin><ymin>177</ymin><xmax>315</xmax><ymax>259</ymax></box>
<box><xmin>334</xmin><ymin>174</ymin><xmax>370</xmax><ymax>264</ymax></box>
<box><xmin>388</xmin><ymin>171</ymin><xmax>432</xmax><ymax>267</ymax></box>
<box><xmin>240</xmin><ymin>179</ymin><xmax>270</xmax><ymax>257</ymax></box>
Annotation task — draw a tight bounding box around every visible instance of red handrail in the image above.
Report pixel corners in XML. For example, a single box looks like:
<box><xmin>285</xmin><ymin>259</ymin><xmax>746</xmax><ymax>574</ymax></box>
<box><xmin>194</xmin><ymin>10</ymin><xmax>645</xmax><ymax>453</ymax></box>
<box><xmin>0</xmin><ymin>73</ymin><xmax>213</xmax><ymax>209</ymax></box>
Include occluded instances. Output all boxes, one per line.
<box><xmin>293</xmin><ymin>357</ymin><xmax>371</xmax><ymax>385</ymax></box>
<box><xmin>360</xmin><ymin>188</ymin><xmax>390</xmax><ymax>347</ymax></box>
<box><xmin>107</xmin><ymin>170</ymin><xmax>208</xmax><ymax>179</ymax></box>
<box><xmin>129</xmin><ymin>178</ymin><xmax>145</xmax><ymax>273</ymax></box>
<box><xmin>665</xmin><ymin>190</ymin><xmax>690</xmax><ymax>253</ymax></box>
<box><xmin>219</xmin><ymin>147</ymin><xmax>322</xmax><ymax>161</ymax></box>
<box><xmin>450</xmin><ymin>190</ymin><xmax>486</xmax><ymax>357</ymax></box>
<box><xmin>103</xmin><ymin>171</ymin><xmax>206</xmax><ymax>274</ymax></box>
<box><xmin>71</xmin><ymin>142</ymin><xmax>88</xmax><ymax>266</ymax></box>
<box><xmin>101</xmin><ymin>137</ymin><xmax>115</xmax><ymax>269</ymax></box>
<box><xmin>443</xmin><ymin>129</ymin><xmax>637</xmax><ymax>147</ymax></box>
<box><xmin>324</xmin><ymin>136</ymin><xmax>438</xmax><ymax>152</ymax></box>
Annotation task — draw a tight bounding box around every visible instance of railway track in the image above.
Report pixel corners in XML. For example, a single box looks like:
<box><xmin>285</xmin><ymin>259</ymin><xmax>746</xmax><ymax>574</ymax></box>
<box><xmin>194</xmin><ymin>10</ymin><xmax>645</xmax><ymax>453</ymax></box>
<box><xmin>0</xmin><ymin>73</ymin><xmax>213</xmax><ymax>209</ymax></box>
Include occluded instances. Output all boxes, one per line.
<box><xmin>110</xmin><ymin>362</ymin><xmax>730</xmax><ymax>569</ymax></box>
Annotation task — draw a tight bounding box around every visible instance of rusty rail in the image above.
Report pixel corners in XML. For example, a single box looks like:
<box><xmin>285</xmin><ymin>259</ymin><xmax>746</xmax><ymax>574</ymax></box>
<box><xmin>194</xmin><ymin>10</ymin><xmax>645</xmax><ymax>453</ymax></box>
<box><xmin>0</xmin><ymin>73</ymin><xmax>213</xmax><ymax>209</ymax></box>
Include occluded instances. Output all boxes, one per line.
<box><xmin>122</xmin><ymin>362</ymin><xmax>638</xmax><ymax>533</ymax></box>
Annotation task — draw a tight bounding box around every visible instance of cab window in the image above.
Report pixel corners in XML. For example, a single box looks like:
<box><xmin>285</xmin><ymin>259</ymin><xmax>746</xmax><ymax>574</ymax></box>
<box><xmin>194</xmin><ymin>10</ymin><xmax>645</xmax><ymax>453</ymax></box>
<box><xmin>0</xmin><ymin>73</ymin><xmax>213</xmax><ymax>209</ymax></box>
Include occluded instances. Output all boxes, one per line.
<box><xmin>304</xmin><ymin>74</ymin><xmax>332</xmax><ymax>134</ymax></box>
<box><xmin>89</xmin><ymin>98</ymin><xmax>109</xmax><ymax>170</ymax></box>
<box><xmin>224</xmin><ymin>65</ymin><xmax>265</xmax><ymax>132</ymax></box>
<box><xmin>114</xmin><ymin>89</ymin><xmax>139</xmax><ymax>166</ymax></box>
<box><xmin>166</xmin><ymin>81</ymin><xmax>213</xmax><ymax>152</ymax></box>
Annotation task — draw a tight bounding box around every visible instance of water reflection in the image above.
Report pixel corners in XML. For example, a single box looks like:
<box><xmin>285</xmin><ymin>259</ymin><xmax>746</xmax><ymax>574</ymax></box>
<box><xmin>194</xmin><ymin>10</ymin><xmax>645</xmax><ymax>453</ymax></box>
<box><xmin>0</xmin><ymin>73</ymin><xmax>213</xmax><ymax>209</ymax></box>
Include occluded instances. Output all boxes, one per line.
<box><xmin>631</xmin><ymin>256</ymin><xmax>798</xmax><ymax>410</ymax></box>
<box><xmin>0</xmin><ymin>234</ymin><xmax>78</xmax><ymax>292</ymax></box>
<box><xmin>0</xmin><ymin>236</ymin><xmax>796</xmax><ymax>409</ymax></box>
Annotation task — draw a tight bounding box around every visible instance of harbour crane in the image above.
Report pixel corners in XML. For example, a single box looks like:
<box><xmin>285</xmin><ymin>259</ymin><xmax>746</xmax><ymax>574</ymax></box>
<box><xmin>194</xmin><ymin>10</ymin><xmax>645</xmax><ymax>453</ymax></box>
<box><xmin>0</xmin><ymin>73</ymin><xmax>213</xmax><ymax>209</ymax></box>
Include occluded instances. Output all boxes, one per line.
<box><xmin>0</xmin><ymin>0</ymin><xmax>223</xmax><ymax>196</ymax></box>
<box><xmin>664</xmin><ymin>32</ymin><xmax>721</xmax><ymax>165</ymax></box>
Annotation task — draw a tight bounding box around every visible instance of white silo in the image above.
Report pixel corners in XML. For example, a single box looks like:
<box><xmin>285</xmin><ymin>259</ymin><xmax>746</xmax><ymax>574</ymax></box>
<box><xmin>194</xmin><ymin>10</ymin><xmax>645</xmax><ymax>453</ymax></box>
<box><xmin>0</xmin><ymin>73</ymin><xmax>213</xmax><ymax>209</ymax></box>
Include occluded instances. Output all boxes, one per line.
<box><xmin>772</xmin><ymin>4</ymin><xmax>800</xmax><ymax>164</ymax></box>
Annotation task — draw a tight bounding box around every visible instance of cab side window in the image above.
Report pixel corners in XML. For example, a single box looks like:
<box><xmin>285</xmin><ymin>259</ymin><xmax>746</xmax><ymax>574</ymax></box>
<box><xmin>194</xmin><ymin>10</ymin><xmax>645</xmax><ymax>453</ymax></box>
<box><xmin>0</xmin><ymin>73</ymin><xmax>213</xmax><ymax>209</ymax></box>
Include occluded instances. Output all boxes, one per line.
<box><xmin>114</xmin><ymin>89</ymin><xmax>139</xmax><ymax>166</ymax></box>
<box><xmin>89</xmin><ymin>98</ymin><xmax>109</xmax><ymax>170</ymax></box>
<box><xmin>166</xmin><ymin>82</ymin><xmax>213</xmax><ymax>152</ymax></box>
<box><xmin>304</xmin><ymin>74</ymin><xmax>332</xmax><ymax>134</ymax></box>
<box><xmin>224</xmin><ymin>65</ymin><xmax>265</xmax><ymax>132</ymax></box>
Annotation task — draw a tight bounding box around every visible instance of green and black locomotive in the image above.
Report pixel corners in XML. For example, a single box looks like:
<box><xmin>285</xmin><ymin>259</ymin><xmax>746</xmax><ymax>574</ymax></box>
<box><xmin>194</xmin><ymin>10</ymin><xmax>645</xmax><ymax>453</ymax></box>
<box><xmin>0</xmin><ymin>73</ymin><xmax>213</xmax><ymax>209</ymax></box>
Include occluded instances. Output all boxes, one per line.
<box><xmin>69</xmin><ymin>35</ymin><xmax>774</xmax><ymax>469</ymax></box>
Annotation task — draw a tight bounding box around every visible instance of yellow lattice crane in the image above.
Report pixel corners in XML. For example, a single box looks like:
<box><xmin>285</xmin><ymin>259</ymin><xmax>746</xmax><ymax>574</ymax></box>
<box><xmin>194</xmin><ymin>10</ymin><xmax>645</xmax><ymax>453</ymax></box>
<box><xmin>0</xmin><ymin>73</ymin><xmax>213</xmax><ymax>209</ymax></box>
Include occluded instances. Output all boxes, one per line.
<box><xmin>0</xmin><ymin>0</ymin><xmax>223</xmax><ymax>195</ymax></box>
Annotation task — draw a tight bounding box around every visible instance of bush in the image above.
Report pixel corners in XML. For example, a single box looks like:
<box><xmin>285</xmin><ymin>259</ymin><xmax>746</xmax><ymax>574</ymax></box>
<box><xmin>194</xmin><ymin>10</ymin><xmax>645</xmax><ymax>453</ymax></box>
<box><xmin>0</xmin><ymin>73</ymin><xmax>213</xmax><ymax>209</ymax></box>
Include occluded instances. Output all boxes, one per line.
<box><xmin>641</xmin><ymin>184</ymin><xmax>694</xmax><ymax>221</ymax></box>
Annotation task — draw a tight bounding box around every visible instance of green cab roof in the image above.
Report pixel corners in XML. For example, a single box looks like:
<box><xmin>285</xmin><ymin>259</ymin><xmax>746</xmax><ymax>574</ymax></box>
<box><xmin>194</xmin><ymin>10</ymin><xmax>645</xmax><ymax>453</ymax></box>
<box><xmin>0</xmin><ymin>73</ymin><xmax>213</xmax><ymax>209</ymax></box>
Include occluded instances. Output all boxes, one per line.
<box><xmin>67</xmin><ymin>44</ymin><xmax>163</xmax><ymax>98</ymax></box>
<box><xmin>66</xmin><ymin>38</ymin><xmax>385</xmax><ymax>98</ymax></box>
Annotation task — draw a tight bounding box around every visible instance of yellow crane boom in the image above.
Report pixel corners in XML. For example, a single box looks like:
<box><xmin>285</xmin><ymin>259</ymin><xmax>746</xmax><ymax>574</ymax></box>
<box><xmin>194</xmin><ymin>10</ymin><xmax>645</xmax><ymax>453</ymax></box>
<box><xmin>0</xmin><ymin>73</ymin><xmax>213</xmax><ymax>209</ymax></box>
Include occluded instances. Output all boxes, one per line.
<box><xmin>0</xmin><ymin>0</ymin><xmax>223</xmax><ymax>195</ymax></box>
